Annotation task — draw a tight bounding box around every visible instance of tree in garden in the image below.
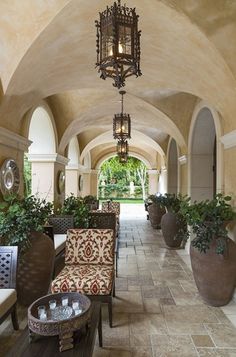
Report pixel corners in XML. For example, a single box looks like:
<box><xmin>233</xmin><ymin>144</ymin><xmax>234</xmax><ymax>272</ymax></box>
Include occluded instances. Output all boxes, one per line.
<box><xmin>99</xmin><ymin>156</ymin><xmax>148</xmax><ymax>199</ymax></box>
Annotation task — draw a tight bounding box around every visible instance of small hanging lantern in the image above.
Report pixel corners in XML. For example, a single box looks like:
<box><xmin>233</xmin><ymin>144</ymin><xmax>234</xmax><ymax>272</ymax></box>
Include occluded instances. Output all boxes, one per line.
<box><xmin>117</xmin><ymin>139</ymin><xmax>128</xmax><ymax>156</ymax></box>
<box><xmin>95</xmin><ymin>0</ymin><xmax>142</xmax><ymax>89</ymax></box>
<box><xmin>119</xmin><ymin>152</ymin><xmax>128</xmax><ymax>163</ymax></box>
<box><xmin>113</xmin><ymin>90</ymin><xmax>131</xmax><ymax>140</ymax></box>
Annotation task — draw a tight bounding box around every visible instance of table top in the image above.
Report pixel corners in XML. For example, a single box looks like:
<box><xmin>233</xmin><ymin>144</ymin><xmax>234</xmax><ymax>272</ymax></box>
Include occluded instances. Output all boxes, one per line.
<box><xmin>6</xmin><ymin>301</ymin><xmax>101</xmax><ymax>357</ymax></box>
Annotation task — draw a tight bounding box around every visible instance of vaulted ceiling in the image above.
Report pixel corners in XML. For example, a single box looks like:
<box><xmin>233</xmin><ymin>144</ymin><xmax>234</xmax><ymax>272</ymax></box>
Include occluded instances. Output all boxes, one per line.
<box><xmin>1</xmin><ymin>0</ymin><xmax>236</xmax><ymax>168</ymax></box>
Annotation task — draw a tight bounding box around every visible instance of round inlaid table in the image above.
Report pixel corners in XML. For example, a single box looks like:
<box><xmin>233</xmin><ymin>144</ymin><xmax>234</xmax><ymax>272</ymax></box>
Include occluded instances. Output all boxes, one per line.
<box><xmin>28</xmin><ymin>292</ymin><xmax>91</xmax><ymax>352</ymax></box>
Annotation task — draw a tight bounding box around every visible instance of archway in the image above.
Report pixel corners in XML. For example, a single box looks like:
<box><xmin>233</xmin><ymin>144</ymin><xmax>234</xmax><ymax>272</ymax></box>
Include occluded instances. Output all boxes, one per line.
<box><xmin>190</xmin><ymin>108</ymin><xmax>217</xmax><ymax>202</ymax></box>
<box><xmin>167</xmin><ymin>139</ymin><xmax>178</xmax><ymax>194</ymax></box>
<box><xmin>27</xmin><ymin>106</ymin><xmax>57</xmax><ymax>200</ymax></box>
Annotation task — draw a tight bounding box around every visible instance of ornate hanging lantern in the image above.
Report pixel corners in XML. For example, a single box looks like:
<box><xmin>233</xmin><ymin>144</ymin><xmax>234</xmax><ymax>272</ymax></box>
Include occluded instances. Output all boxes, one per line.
<box><xmin>119</xmin><ymin>152</ymin><xmax>128</xmax><ymax>163</ymax></box>
<box><xmin>117</xmin><ymin>139</ymin><xmax>128</xmax><ymax>156</ymax></box>
<box><xmin>95</xmin><ymin>0</ymin><xmax>141</xmax><ymax>89</ymax></box>
<box><xmin>113</xmin><ymin>90</ymin><xmax>131</xmax><ymax>140</ymax></box>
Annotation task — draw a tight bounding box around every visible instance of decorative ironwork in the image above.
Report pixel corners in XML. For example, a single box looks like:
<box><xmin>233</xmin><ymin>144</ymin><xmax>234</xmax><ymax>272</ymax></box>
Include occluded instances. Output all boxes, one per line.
<box><xmin>113</xmin><ymin>90</ymin><xmax>131</xmax><ymax>140</ymax></box>
<box><xmin>95</xmin><ymin>0</ymin><xmax>141</xmax><ymax>88</ymax></box>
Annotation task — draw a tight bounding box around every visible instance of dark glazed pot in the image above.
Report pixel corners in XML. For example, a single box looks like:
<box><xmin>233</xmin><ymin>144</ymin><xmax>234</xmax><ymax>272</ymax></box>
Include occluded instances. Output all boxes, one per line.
<box><xmin>17</xmin><ymin>231</ymin><xmax>55</xmax><ymax>306</ymax></box>
<box><xmin>161</xmin><ymin>211</ymin><xmax>183</xmax><ymax>248</ymax></box>
<box><xmin>148</xmin><ymin>203</ymin><xmax>165</xmax><ymax>229</ymax></box>
<box><xmin>190</xmin><ymin>238</ymin><xmax>236</xmax><ymax>306</ymax></box>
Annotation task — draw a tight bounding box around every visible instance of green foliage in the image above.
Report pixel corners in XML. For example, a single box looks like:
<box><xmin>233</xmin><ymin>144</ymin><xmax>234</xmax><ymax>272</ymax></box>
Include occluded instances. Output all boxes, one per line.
<box><xmin>180</xmin><ymin>193</ymin><xmax>236</xmax><ymax>254</ymax></box>
<box><xmin>60</xmin><ymin>194</ymin><xmax>89</xmax><ymax>228</ymax></box>
<box><xmin>83</xmin><ymin>195</ymin><xmax>97</xmax><ymax>204</ymax></box>
<box><xmin>23</xmin><ymin>154</ymin><xmax>31</xmax><ymax>197</ymax></box>
<box><xmin>0</xmin><ymin>194</ymin><xmax>53</xmax><ymax>255</ymax></box>
<box><xmin>146</xmin><ymin>194</ymin><xmax>164</xmax><ymax>206</ymax></box>
<box><xmin>99</xmin><ymin>156</ymin><xmax>148</xmax><ymax>199</ymax></box>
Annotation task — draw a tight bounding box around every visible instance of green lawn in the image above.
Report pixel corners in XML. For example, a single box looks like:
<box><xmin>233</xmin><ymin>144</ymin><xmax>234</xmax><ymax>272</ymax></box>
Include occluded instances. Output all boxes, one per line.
<box><xmin>99</xmin><ymin>199</ymin><xmax>144</xmax><ymax>204</ymax></box>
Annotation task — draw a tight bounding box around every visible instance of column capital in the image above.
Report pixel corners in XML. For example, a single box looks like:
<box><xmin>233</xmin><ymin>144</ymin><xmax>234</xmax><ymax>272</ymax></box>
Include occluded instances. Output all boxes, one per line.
<box><xmin>178</xmin><ymin>155</ymin><xmax>187</xmax><ymax>165</ymax></box>
<box><xmin>147</xmin><ymin>169</ymin><xmax>159</xmax><ymax>175</ymax></box>
<box><xmin>220</xmin><ymin>130</ymin><xmax>236</xmax><ymax>149</ymax></box>
<box><xmin>27</xmin><ymin>153</ymin><xmax>69</xmax><ymax>165</ymax></box>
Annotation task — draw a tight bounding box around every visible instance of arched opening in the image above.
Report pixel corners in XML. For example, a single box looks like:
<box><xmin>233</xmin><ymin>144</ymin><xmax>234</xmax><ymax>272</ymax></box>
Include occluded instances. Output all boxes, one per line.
<box><xmin>190</xmin><ymin>108</ymin><xmax>216</xmax><ymax>202</ymax></box>
<box><xmin>65</xmin><ymin>137</ymin><xmax>80</xmax><ymax>197</ymax></box>
<box><xmin>27</xmin><ymin>106</ymin><xmax>57</xmax><ymax>200</ymax></box>
<box><xmin>167</xmin><ymin>139</ymin><xmax>178</xmax><ymax>194</ymax></box>
<box><xmin>98</xmin><ymin>156</ymin><xmax>149</xmax><ymax>201</ymax></box>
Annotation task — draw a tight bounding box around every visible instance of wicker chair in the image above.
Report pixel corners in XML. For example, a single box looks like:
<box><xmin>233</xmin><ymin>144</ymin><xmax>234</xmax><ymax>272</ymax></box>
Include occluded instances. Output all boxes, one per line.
<box><xmin>48</xmin><ymin>215</ymin><xmax>74</xmax><ymax>256</ymax></box>
<box><xmin>0</xmin><ymin>246</ymin><xmax>19</xmax><ymax>330</ymax></box>
<box><xmin>51</xmin><ymin>229</ymin><xmax>115</xmax><ymax>327</ymax></box>
<box><xmin>102</xmin><ymin>201</ymin><xmax>120</xmax><ymax>230</ymax></box>
<box><xmin>88</xmin><ymin>211</ymin><xmax>119</xmax><ymax>276</ymax></box>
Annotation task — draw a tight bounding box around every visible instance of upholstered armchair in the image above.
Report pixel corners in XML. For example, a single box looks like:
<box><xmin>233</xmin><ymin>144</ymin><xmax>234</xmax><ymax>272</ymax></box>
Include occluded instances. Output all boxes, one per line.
<box><xmin>51</xmin><ymin>228</ymin><xmax>115</xmax><ymax>327</ymax></box>
<box><xmin>102</xmin><ymin>201</ymin><xmax>120</xmax><ymax>228</ymax></box>
<box><xmin>0</xmin><ymin>246</ymin><xmax>19</xmax><ymax>330</ymax></box>
<box><xmin>88</xmin><ymin>211</ymin><xmax>119</xmax><ymax>276</ymax></box>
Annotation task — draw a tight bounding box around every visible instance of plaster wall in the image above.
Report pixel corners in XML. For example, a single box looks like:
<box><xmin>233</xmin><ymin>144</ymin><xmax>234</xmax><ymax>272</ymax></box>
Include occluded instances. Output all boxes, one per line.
<box><xmin>31</xmin><ymin>162</ymin><xmax>54</xmax><ymax>202</ymax></box>
<box><xmin>65</xmin><ymin>169</ymin><xmax>79</xmax><ymax>197</ymax></box>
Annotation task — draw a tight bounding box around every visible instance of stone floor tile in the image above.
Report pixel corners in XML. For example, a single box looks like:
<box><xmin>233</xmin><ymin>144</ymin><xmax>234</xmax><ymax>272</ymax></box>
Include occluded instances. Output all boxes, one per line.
<box><xmin>114</xmin><ymin>291</ymin><xmax>144</xmax><ymax>313</ymax></box>
<box><xmin>204</xmin><ymin>323</ymin><xmax>236</xmax><ymax>348</ymax></box>
<box><xmin>129</xmin><ymin>313</ymin><xmax>168</xmax><ymax>335</ymax></box>
<box><xmin>130</xmin><ymin>334</ymin><xmax>151</xmax><ymax>346</ymax></box>
<box><xmin>191</xmin><ymin>334</ymin><xmax>215</xmax><ymax>347</ymax></box>
<box><xmin>131</xmin><ymin>346</ymin><xmax>154</xmax><ymax>357</ymax></box>
<box><xmin>143</xmin><ymin>298</ymin><xmax>162</xmax><ymax>313</ymax></box>
<box><xmin>151</xmin><ymin>334</ymin><xmax>198</xmax><ymax>356</ymax></box>
<box><xmin>163</xmin><ymin>305</ymin><xmax>218</xmax><ymax>324</ymax></box>
<box><xmin>197</xmin><ymin>348</ymin><xmax>236</xmax><ymax>356</ymax></box>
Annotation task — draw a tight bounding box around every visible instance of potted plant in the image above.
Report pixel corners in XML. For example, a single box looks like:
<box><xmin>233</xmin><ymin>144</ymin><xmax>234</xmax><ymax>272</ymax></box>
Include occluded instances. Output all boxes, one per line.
<box><xmin>147</xmin><ymin>194</ymin><xmax>165</xmax><ymax>229</ymax></box>
<box><xmin>60</xmin><ymin>194</ymin><xmax>89</xmax><ymax>228</ymax></box>
<box><xmin>160</xmin><ymin>193</ymin><xmax>189</xmax><ymax>248</ymax></box>
<box><xmin>0</xmin><ymin>194</ymin><xmax>54</xmax><ymax>306</ymax></box>
<box><xmin>83</xmin><ymin>195</ymin><xmax>99</xmax><ymax>210</ymax></box>
<box><xmin>180</xmin><ymin>193</ymin><xmax>236</xmax><ymax>306</ymax></box>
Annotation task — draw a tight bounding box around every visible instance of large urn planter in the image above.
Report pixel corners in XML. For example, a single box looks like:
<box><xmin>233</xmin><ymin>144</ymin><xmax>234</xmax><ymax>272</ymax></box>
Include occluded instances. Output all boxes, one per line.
<box><xmin>148</xmin><ymin>203</ymin><xmax>165</xmax><ymax>229</ymax></box>
<box><xmin>161</xmin><ymin>212</ymin><xmax>183</xmax><ymax>248</ymax></box>
<box><xmin>190</xmin><ymin>238</ymin><xmax>236</xmax><ymax>306</ymax></box>
<box><xmin>17</xmin><ymin>231</ymin><xmax>55</xmax><ymax>306</ymax></box>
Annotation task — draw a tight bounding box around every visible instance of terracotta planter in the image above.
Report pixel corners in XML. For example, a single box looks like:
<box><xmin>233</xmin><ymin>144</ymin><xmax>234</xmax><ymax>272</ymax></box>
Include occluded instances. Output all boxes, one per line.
<box><xmin>148</xmin><ymin>203</ymin><xmax>165</xmax><ymax>229</ymax></box>
<box><xmin>161</xmin><ymin>211</ymin><xmax>183</xmax><ymax>248</ymax></box>
<box><xmin>190</xmin><ymin>238</ymin><xmax>236</xmax><ymax>306</ymax></box>
<box><xmin>17</xmin><ymin>231</ymin><xmax>55</xmax><ymax>306</ymax></box>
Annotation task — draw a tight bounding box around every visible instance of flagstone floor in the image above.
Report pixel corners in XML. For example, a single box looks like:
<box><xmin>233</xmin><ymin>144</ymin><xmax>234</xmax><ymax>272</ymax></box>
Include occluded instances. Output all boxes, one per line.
<box><xmin>1</xmin><ymin>204</ymin><xmax>236</xmax><ymax>356</ymax></box>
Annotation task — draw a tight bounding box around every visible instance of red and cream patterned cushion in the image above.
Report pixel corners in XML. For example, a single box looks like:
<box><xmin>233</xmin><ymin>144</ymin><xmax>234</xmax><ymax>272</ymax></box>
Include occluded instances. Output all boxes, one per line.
<box><xmin>102</xmin><ymin>202</ymin><xmax>120</xmax><ymax>216</ymax></box>
<box><xmin>65</xmin><ymin>229</ymin><xmax>114</xmax><ymax>265</ymax></box>
<box><xmin>51</xmin><ymin>264</ymin><xmax>114</xmax><ymax>295</ymax></box>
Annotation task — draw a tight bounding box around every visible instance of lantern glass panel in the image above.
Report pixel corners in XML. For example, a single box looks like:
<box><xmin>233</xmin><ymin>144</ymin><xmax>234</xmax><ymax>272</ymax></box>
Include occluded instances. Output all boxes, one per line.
<box><xmin>101</xmin><ymin>22</ymin><xmax>113</xmax><ymax>59</ymax></box>
<box><xmin>119</xmin><ymin>153</ymin><xmax>128</xmax><ymax>163</ymax></box>
<box><xmin>118</xmin><ymin>25</ymin><xmax>132</xmax><ymax>55</ymax></box>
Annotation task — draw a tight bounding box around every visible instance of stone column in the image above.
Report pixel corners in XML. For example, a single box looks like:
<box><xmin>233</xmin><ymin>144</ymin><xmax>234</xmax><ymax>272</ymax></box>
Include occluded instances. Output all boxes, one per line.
<box><xmin>65</xmin><ymin>164</ymin><xmax>86</xmax><ymax>198</ymax></box>
<box><xmin>90</xmin><ymin>170</ymin><xmax>99</xmax><ymax>197</ymax></box>
<box><xmin>158</xmin><ymin>166</ymin><xmax>167</xmax><ymax>194</ymax></box>
<box><xmin>82</xmin><ymin>170</ymin><xmax>91</xmax><ymax>197</ymax></box>
<box><xmin>27</xmin><ymin>154</ymin><xmax>69</xmax><ymax>207</ymax></box>
<box><xmin>147</xmin><ymin>169</ymin><xmax>159</xmax><ymax>195</ymax></box>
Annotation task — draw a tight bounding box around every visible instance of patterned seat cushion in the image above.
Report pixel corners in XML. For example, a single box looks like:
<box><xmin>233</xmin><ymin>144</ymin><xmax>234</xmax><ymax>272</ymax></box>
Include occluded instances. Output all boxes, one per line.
<box><xmin>51</xmin><ymin>264</ymin><xmax>114</xmax><ymax>295</ymax></box>
<box><xmin>102</xmin><ymin>202</ymin><xmax>120</xmax><ymax>216</ymax></box>
<box><xmin>65</xmin><ymin>229</ymin><xmax>114</xmax><ymax>265</ymax></box>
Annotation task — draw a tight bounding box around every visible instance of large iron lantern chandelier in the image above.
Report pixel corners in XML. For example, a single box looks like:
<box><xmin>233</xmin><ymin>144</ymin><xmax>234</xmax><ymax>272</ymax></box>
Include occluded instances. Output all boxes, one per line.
<box><xmin>95</xmin><ymin>0</ymin><xmax>141</xmax><ymax>89</ymax></box>
<box><xmin>113</xmin><ymin>90</ymin><xmax>131</xmax><ymax>140</ymax></box>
